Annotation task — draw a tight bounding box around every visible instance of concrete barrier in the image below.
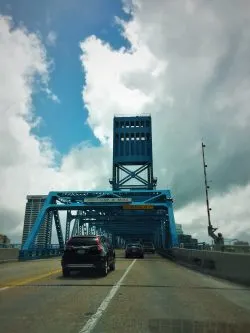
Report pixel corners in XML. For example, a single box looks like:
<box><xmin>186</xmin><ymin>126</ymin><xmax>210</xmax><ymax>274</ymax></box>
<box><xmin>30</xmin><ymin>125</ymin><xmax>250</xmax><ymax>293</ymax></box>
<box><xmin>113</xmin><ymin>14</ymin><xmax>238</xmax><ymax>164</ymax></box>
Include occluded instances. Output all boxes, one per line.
<box><xmin>158</xmin><ymin>248</ymin><xmax>250</xmax><ymax>286</ymax></box>
<box><xmin>0</xmin><ymin>248</ymin><xmax>19</xmax><ymax>263</ymax></box>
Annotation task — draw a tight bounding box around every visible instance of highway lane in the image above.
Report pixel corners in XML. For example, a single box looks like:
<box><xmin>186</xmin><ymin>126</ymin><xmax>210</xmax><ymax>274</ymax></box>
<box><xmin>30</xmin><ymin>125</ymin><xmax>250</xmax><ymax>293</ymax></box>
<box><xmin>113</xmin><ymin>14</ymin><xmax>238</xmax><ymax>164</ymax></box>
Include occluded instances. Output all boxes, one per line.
<box><xmin>0</xmin><ymin>250</ymin><xmax>250</xmax><ymax>333</ymax></box>
<box><xmin>0</xmin><ymin>258</ymin><xmax>61</xmax><ymax>288</ymax></box>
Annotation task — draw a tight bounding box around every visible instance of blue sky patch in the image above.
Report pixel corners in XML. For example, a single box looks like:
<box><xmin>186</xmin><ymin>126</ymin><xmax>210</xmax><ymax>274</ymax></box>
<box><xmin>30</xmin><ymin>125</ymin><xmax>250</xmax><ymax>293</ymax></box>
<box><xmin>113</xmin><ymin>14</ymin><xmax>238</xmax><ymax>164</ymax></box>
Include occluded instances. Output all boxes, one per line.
<box><xmin>0</xmin><ymin>0</ymin><xmax>131</xmax><ymax>154</ymax></box>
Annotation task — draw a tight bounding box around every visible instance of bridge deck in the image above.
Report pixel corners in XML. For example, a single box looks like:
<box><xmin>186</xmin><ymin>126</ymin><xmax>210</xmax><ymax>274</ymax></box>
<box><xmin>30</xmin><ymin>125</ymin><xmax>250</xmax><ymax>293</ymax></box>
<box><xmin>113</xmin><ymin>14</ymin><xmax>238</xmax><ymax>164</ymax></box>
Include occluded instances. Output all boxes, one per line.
<box><xmin>1</xmin><ymin>250</ymin><xmax>250</xmax><ymax>333</ymax></box>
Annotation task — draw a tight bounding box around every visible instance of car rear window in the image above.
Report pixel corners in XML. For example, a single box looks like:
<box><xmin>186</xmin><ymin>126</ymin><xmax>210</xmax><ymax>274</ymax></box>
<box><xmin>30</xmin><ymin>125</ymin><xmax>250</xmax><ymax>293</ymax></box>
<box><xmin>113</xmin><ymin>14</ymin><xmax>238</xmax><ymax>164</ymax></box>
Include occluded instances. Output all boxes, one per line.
<box><xmin>127</xmin><ymin>244</ymin><xmax>142</xmax><ymax>248</ymax></box>
<box><xmin>67</xmin><ymin>237</ymin><xmax>98</xmax><ymax>246</ymax></box>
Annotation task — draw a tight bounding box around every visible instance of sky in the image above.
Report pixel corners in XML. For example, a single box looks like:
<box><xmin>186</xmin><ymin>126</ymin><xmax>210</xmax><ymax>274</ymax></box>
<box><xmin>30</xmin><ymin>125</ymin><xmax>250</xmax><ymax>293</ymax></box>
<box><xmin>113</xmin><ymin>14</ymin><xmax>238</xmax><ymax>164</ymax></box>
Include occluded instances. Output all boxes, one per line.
<box><xmin>0</xmin><ymin>0</ymin><xmax>250</xmax><ymax>244</ymax></box>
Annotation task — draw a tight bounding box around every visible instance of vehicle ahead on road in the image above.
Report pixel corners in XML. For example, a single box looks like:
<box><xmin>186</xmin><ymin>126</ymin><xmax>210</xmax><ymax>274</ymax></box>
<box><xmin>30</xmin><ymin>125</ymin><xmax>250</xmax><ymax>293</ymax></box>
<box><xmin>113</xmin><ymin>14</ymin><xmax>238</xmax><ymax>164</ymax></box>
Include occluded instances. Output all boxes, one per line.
<box><xmin>61</xmin><ymin>235</ymin><xmax>115</xmax><ymax>277</ymax></box>
<box><xmin>125</xmin><ymin>243</ymin><xmax>144</xmax><ymax>258</ymax></box>
<box><xmin>143</xmin><ymin>242</ymin><xmax>155</xmax><ymax>254</ymax></box>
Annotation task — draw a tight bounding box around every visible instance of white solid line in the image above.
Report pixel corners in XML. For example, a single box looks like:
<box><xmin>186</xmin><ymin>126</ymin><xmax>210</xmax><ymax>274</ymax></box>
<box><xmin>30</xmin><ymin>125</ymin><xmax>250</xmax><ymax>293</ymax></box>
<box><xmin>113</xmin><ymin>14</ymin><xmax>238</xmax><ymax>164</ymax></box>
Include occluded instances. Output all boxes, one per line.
<box><xmin>79</xmin><ymin>259</ymin><xmax>137</xmax><ymax>333</ymax></box>
<box><xmin>0</xmin><ymin>287</ymin><xmax>10</xmax><ymax>292</ymax></box>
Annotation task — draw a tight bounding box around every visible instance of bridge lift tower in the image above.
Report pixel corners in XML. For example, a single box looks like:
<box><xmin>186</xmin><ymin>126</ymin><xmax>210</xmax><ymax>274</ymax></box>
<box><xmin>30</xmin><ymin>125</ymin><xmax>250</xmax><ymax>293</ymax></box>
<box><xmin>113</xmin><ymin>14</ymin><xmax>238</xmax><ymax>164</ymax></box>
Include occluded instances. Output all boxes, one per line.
<box><xmin>109</xmin><ymin>115</ymin><xmax>157</xmax><ymax>190</ymax></box>
<box><xmin>20</xmin><ymin>115</ymin><xmax>178</xmax><ymax>259</ymax></box>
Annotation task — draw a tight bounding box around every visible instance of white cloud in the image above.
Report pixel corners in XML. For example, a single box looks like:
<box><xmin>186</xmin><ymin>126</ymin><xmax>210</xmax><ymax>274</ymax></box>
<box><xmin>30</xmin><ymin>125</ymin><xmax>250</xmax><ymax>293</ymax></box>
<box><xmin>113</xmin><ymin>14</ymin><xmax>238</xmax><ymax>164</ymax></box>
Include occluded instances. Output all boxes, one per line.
<box><xmin>0</xmin><ymin>16</ymin><xmax>109</xmax><ymax>242</ymax></box>
<box><xmin>46</xmin><ymin>30</ymin><xmax>57</xmax><ymax>46</ymax></box>
<box><xmin>79</xmin><ymin>0</ymin><xmax>250</xmax><ymax>242</ymax></box>
<box><xmin>1</xmin><ymin>0</ymin><xmax>250</xmax><ymax>245</ymax></box>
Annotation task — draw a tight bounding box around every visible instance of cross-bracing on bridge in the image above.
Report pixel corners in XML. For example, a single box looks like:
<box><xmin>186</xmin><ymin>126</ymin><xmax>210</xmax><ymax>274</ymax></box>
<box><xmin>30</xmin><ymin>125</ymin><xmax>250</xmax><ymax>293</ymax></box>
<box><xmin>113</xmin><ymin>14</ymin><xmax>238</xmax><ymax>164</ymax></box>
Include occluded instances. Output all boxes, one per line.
<box><xmin>20</xmin><ymin>115</ymin><xmax>179</xmax><ymax>259</ymax></box>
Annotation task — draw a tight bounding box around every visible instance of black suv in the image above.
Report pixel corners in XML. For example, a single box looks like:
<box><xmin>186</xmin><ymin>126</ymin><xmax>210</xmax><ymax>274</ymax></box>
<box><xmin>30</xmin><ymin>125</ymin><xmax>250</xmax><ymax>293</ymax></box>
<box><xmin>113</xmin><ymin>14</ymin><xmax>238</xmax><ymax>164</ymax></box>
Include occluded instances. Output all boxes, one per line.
<box><xmin>61</xmin><ymin>235</ymin><xmax>116</xmax><ymax>277</ymax></box>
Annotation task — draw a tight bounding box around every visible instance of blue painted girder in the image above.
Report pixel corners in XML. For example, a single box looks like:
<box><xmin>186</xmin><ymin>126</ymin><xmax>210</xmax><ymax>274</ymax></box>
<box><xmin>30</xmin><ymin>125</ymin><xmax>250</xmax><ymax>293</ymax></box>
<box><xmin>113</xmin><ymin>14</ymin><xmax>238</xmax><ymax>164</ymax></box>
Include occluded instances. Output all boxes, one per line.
<box><xmin>45</xmin><ymin>203</ymin><xmax>170</xmax><ymax>210</ymax></box>
<box><xmin>45</xmin><ymin>190</ymin><xmax>173</xmax><ymax>203</ymax></box>
<box><xmin>21</xmin><ymin>189</ymin><xmax>179</xmax><ymax>250</ymax></box>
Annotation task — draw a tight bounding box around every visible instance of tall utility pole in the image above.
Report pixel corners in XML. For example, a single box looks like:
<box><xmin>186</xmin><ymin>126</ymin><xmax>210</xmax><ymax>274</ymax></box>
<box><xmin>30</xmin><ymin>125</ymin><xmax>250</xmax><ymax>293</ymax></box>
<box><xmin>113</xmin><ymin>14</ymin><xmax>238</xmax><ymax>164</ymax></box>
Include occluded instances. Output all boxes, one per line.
<box><xmin>201</xmin><ymin>142</ymin><xmax>212</xmax><ymax>227</ymax></box>
<box><xmin>201</xmin><ymin>142</ymin><xmax>223</xmax><ymax>245</ymax></box>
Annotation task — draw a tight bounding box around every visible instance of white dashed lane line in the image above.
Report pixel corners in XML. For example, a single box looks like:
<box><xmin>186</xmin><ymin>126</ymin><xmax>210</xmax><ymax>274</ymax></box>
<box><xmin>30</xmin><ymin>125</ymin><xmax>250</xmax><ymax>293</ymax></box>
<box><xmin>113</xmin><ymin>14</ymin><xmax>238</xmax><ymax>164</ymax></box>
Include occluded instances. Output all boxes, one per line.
<box><xmin>79</xmin><ymin>259</ymin><xmax>137</xmax><ymax>333</ymax></box>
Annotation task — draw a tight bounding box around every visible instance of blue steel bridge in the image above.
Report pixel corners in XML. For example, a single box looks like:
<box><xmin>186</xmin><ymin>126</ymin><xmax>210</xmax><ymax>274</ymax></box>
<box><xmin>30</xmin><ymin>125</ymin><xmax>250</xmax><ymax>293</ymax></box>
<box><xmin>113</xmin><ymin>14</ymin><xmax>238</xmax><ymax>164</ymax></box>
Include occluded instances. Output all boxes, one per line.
<box><xmin>20</xmin><ymin>115</ymin><xmax>179</xmax><ymax>259</ymax></box>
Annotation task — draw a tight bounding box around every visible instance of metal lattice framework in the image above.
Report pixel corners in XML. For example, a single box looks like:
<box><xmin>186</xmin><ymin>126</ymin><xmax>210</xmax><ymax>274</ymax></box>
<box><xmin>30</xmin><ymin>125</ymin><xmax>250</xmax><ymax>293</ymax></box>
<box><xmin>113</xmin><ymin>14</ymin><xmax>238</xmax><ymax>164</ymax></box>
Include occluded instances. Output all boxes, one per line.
<box><xmin>21</xmin><ymin>190</ymin><xmax>178</xmax><ymax>252</ymax></box>
<box><xmin>20</xmin><ymin>115</ymin><xmax>179</xmax><ymax>259</ymax></box>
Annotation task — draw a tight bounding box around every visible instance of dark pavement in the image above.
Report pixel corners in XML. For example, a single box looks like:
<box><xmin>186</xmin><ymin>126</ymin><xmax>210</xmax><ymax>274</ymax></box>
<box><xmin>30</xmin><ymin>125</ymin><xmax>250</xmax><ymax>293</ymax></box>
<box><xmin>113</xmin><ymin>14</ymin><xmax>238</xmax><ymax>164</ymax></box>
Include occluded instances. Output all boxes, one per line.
<box><xmin>0</xmin><ymin>250</ymin><xmax>250</xmax><ymax>333</ymax></box>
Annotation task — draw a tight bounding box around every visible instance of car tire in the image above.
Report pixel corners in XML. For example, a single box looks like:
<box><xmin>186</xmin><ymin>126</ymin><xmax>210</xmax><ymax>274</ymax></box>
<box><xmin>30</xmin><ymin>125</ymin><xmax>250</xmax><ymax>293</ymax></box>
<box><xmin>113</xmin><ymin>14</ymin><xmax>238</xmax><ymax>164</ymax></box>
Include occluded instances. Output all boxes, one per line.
<box><xmin>109</xmin><ymin>260</ymin><xmax>115</xmax><ymax>271</ymax></box>
<box><xmin>141</xmin><ymin>255</ymin><xmax>144</xmax><ymax>259</ymax></box>
<box><xmin>100</xmin><ymin>259</ymin><xmax>108</xmax><ymax>277</ymax></box>
<box><xmin>62</xmin><ymin>268</ymin><xmax>70</xmax><ymax>277</ymax></box>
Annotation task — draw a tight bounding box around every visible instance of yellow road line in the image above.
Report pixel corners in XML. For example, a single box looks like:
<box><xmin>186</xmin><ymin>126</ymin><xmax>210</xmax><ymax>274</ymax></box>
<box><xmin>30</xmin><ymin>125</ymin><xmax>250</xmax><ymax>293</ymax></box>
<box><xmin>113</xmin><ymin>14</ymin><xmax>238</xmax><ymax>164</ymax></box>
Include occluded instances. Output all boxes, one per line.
<box><xmin>0</xmin><ymin>268</ymin><xmax>61</xmax><ymax>289</ymax></box>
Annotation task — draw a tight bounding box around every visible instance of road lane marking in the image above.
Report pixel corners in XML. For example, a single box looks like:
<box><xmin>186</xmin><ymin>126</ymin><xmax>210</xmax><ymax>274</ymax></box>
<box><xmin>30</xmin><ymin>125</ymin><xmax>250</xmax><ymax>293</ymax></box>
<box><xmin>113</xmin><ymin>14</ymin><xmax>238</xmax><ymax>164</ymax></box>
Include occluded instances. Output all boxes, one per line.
<box><xmin>0</xmin><ymin>268</ymin><xmax>61</xmax><ymax>291</ymax></box>
<box><xmin>79</xmin><ymin>259</ymin><xmax>137</xmax><ymax>333</ymax></box>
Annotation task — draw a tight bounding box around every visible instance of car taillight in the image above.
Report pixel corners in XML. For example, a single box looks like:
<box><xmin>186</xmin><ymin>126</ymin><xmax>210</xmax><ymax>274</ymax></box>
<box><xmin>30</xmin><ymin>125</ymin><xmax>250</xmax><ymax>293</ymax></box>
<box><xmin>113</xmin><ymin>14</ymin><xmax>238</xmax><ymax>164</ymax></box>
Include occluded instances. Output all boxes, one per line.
<box><xmin>96</xmin><ymin>238</ymin><xmax>103</xmax><ymax>252</ymax></box>
<box><xmin>65</xmin><ymin>245</ymin><xmax>74</xmax><ymax>251</ymax></box>
<box><xmin>97</xmin><ymin>244</ymin><xmax>103</xmax><ymax>251</ymax></box>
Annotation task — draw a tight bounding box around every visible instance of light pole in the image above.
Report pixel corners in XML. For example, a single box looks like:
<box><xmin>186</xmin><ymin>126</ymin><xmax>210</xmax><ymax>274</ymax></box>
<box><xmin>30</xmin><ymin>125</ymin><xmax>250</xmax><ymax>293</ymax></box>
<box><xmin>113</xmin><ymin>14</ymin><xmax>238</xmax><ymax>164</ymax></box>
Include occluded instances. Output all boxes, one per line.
<box><xmin>201</xmin><ymin>142</ymin><xmax>212</xmax><ymax>228</ymax></box>
<box><xmin>201</xmin><ymin>142</ymin><xmax>223</xmax><ymax>246</ymax></box>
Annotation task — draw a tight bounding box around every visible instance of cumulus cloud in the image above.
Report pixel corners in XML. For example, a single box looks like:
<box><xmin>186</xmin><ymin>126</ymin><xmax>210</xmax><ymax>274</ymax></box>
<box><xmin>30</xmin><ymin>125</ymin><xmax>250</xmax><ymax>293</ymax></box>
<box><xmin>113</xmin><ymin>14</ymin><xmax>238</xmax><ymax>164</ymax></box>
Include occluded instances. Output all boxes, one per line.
<box><xmin>0</xmin><ymin>16</ymin><xmax>109</xmax><ymax>242</ymax></box>
<box><xmin>1</xmin><ymin>0</ymin><xmax>250</xmax><ymax>244</ymax></box>
<box><xmin>80</xmin><ymin>0</ymin><xmax>250</xmax><ymax>241</ymax></box>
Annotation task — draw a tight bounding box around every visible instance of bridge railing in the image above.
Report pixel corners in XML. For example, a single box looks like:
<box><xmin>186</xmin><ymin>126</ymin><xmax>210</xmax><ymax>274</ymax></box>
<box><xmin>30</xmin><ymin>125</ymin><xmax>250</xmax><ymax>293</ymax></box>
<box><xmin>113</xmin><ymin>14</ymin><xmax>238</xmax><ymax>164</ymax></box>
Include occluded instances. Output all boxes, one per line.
<box><xmin>179</xmin><ymin>242</ymin><xmax>207</xmax><ymax>250</ymax></box>
<box><xmin>18</xmin><ymin>244</ymin><xmax>63</xmax><ymax>261</ymax></box>
<box><xmin>0</xmin><ymin>243</ymin><xmax>61</xmax><ymax>249</ymax></box>
<box><xmin>0</xmin><ymin>243</ymin><xmax>22</xmax><ymax>249</ymax></box>
<box><xmin>178</xmin><ymin>242</ymin><xmax>250</xmax><ymax>254</ymax></box>
<box><xmin>213</xmin><ymin>244</ymin><xmax>250</xmax><ymax>253</ymax></box>
<box><xmin>0</xmin><ymin>244</ymin><xmax>64</xmax><ymax>262</ymax></box>
<box><xmin>19</xmin><ymin>245</ymin><xmax>63</xmax><ymax>261</ymax></box>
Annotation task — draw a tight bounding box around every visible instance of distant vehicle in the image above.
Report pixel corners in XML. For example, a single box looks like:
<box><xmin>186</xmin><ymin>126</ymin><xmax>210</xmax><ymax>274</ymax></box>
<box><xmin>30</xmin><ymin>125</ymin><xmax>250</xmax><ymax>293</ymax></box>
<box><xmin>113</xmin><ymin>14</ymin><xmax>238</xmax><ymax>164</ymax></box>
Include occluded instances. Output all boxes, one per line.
<box><xmin>143</xmin><ymin>242</ymin><xmax>155</xmax><ymax>254</ymax></box>
<box><xmin>125</xmin><ymin>243</ymin><xmax>144</xmax><ymax>258</ymax></box>
<box><xmin>61</xmin><ymin>235</ymin><xmax>116</xmax><ymax>277</ymax></box>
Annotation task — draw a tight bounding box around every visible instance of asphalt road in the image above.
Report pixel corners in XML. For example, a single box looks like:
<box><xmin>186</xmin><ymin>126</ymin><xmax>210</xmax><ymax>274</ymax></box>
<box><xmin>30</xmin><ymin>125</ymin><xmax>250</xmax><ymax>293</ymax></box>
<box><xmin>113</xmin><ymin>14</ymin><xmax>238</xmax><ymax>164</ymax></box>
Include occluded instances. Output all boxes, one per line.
<box><xmin>1</xmin><ymin>250</ymin><xmax>250</xmax><ymax>333</ymax></box>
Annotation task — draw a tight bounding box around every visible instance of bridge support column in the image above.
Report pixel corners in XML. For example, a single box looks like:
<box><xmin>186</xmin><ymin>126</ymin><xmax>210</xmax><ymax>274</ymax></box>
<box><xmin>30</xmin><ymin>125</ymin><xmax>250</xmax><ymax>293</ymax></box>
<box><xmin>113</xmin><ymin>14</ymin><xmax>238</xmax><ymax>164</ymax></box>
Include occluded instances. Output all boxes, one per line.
<box><xmin>65</xmin><ymin>211</ymin><xmax>71</xmax><ymax>242</ymax></box>
<box><xmin>156</xmin><ymin>227</ymin><xmax>162</xmax><ymax>248</ymax></box>
<box><xmin>161</xmin><ymin>221</ymin><xmax>166</xmax><ymax>249</ymax></box>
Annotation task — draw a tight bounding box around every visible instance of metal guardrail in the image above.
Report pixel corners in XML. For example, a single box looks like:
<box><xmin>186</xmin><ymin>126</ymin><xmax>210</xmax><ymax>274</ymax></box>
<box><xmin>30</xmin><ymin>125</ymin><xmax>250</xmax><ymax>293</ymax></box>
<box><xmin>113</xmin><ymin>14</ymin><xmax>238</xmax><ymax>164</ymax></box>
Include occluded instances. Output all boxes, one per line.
<box><xmin>0</xmin><ymin>243</ymin><xmax>60</xmax><ymax>249</ymax></box>
<box><xmin>178</xmin><ymin>243</ymin><xmax>250</xmax><ymax>253</ymax></box>
<box><xmin>19</xmin><ymin>248</ymin><xmax>63</xmax><ymax>261</ymax></box>
<box><xmin>19</xmin><ymin>244</ymin><xmax>62</xmax><ymax>260</ymax></box>
<box><xmin>0</xmin><ymin>244</ymin><xmax>62</xmax><ymax>261</ymax></box>
<box><xmin>214</xmin><ymin>245</ymin><xmax>250</xmax><ymax>253</ymax></box>
<box><xmin>0</xmin><ymin>243</ymin><xmax>22</xmax><ymax>249</ymax></box>
<box><xmin>179</xmin><ymin>243</ymin><xmax>204</xmax><ymax>250</ymax></box>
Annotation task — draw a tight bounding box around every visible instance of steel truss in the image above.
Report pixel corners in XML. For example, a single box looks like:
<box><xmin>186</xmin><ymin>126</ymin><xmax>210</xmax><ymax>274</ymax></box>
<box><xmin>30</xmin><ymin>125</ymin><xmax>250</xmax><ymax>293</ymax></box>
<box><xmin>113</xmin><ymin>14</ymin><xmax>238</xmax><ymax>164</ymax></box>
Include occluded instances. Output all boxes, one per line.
<box><xmin>110</xmin><ymin>162</ymin><xmax>157</xmax><ymax>190</ymax></box>
<box><xmin>20</xmin><ymin>190</ymin><xmax>178</xmax><ymax>255</ymax></box>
